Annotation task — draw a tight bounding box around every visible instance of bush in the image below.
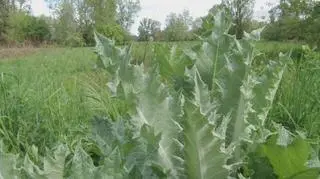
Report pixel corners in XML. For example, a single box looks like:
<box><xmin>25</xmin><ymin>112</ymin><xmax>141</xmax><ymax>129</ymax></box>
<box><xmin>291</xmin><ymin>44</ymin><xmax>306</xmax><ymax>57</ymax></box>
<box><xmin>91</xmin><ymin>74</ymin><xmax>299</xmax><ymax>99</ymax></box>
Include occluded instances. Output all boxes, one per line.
<box><xmin>6</xmin><ymin>11</ymin><xmax>51</xmax><ymax>45</ymax></box>
<box><xmin>96</xmin><ymin>23</ymin><xmax>127</xmax><ymax>45</ymax></box>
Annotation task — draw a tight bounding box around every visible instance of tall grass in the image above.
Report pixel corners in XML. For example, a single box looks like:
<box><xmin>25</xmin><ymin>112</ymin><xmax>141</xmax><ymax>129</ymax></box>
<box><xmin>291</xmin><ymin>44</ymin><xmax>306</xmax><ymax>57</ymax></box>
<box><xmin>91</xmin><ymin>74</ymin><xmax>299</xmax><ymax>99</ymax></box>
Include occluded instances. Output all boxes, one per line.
<box><xmin>269</xmin><ymin>48</ymin><xmax>320</xmax><ymax>138</ymax></box>
<box><xmin>0</xmin><ymin>48</ymin><xmax>101</xmax><ymax>155</ymax></box>
<box><xmin>0</xmin><ymin>41</ymin><xmax>319</xmax><ymax>158</ymax></box>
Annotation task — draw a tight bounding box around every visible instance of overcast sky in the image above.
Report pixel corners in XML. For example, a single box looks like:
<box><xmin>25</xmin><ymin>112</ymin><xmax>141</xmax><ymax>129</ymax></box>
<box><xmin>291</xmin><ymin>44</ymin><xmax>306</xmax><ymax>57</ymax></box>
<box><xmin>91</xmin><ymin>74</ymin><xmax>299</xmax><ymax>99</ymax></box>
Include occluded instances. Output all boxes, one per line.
<box><xmin>30</xmin><ymin>0</ymin><xmax>278</xmax><ymax>35</ymax></box>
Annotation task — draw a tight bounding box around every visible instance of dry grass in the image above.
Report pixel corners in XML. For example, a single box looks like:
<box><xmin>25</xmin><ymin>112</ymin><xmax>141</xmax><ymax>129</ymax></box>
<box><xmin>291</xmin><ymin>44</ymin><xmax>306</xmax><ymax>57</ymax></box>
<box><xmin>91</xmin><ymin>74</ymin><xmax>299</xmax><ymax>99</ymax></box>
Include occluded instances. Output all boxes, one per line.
<box><xmin>0</xmin><ymin>40</ymin><xmax>58</xmax><ymax>60</ymax></box>
<box><xmin>0</xmin><ymin>47</ymin><xmax>41</xmax><ymax>60</ymax></box>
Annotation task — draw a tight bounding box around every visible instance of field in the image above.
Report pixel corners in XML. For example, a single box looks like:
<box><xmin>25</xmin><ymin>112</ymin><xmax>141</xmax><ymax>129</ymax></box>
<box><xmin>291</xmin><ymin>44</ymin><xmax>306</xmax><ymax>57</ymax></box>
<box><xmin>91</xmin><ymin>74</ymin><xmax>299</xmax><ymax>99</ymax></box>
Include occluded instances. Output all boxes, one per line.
<box><xmin>1</xmin><ymin>35</ymin><xmax>320</xmax><ymax>178</ymax></box>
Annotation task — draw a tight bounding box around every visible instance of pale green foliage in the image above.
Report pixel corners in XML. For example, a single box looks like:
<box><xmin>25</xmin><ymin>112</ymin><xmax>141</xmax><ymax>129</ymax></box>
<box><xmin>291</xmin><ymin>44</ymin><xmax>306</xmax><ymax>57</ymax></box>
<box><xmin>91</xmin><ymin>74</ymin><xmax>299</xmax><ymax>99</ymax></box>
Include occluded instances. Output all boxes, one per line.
<box><xmin>0</xmin><ymin>141</ymin><xmax>20</xmax><ymax>179</ymax></box>
<box><xmin>183</xmin><ymin>99</ymin><xmax>230</xmax><ymax>179</ymax></box>
<box><xmin>22</xmin><ymin>145</ymin><xmax>69</xmax><ymax>179</ymax></box>
<box><xmin>184</xmin><ymin>11</ymin><xmax>290</xmax><ymax>154</ymax></box>
<box><xmin>92</xmin><ymin>10</ymin><xmax>308</xmax><ymax>178</ymax></box>
<box><xmin>0</xmin><ymin>9</ymin><xmax>318</xmax><ymax>179</ymax></box>
<box><xmin>94</xmin><ymin>13</ymin><xmax>233</xmax><ymax>177</ymax></box>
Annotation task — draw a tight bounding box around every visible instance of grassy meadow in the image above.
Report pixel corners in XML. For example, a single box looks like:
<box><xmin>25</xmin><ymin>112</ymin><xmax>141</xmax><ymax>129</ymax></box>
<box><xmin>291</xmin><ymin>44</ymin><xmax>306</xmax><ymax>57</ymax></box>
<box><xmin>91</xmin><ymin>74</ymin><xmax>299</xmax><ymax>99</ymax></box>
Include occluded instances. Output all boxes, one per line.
<box><xmin>0</xmin><ymin>47</ymin><xmax>107</xmax><ymax>155</ymax></box>
<box><xmin>1</xmin><ymin>40</ymin><xmax>320</xmax><ymax>177</ymax></box>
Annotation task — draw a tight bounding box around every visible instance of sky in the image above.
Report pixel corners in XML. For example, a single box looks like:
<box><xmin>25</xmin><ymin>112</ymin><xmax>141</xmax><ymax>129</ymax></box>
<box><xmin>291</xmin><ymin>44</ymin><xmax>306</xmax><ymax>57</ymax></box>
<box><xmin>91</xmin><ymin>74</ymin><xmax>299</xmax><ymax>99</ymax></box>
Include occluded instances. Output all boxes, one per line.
<box><xmin>30</xmin><ymin>0</ymin><xmax>278</xmax><ymax>35</ymax></box>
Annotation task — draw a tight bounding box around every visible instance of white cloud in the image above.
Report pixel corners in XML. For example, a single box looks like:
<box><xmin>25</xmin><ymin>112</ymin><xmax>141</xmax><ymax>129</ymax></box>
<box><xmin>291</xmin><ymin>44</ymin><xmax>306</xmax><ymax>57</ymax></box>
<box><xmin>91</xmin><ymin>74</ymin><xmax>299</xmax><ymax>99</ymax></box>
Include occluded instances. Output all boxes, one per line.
<box><xmin>31</xmin><ymin>0</ymin><xmax>279</xmax><ymax>35</ymax></box>
<box><xmin>30</xmin><ymin>0</ymin><xmax>50</xmax><ymax>16</ymax></box>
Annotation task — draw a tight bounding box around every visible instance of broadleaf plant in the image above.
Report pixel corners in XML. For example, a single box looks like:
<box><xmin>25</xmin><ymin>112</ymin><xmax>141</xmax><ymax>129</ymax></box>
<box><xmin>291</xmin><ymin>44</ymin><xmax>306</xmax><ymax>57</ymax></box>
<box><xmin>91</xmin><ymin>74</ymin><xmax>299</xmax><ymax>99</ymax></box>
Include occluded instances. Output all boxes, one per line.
<box><xmin>91</xmin><ymin>9</ymin><xmax>318</xmax><ymax>178</ymax></box>
<box><xmin>0</xmin><ymin>9</ymin><xmax>319</xmax><ymax>179</ymax></box>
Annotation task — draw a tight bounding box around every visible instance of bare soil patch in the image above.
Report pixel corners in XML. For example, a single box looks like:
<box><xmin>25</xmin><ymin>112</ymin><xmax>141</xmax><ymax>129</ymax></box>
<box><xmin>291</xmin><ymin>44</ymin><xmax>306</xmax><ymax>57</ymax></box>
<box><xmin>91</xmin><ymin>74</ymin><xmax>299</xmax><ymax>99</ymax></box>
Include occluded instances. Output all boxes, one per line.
<box><xmin>0</xmin><ymin>48</ymin><xmax>40</xmax><ymax>60</ymax></box>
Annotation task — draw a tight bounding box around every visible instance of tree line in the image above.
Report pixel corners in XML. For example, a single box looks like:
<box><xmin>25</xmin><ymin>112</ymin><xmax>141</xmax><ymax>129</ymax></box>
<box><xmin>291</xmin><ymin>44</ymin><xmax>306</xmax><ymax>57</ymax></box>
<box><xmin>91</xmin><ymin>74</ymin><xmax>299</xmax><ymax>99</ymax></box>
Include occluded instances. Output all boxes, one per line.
<box><xmin>0</xmin><ymin>0</ymin><xmax>141</xmax><ymax>46</ymax></box>
<box><xmin>138</xmin><ymin>0</ymin><xmax>319</xmax><ymax>48</ymax></box>
<box><xmin>0</xmin><ymin>0</ymin><xmax>51</xmax><ymax>46</ymax></box>
<box><xmin>263</xmin><ymin>0</ymin><xmax>320</xmax><ymax>47</ymax></box>
<box><xmin>0</xmin><ymin>0</ymin><xmax>319</xmax><ymax>47</ymax></box>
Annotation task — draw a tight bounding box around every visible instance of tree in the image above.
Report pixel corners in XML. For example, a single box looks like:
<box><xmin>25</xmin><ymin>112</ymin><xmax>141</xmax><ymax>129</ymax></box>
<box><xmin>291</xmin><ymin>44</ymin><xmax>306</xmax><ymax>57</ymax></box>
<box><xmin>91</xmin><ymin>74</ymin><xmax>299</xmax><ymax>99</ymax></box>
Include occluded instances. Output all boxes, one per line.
<box><xmin>154</xmin><ymin>30</ymin><xmax>165</xmax><ymax>41</ymax></box>
<box><xmin>222</xmin><ymin>0</ymin><xmax>255</xmax><ymax>39</ymax></box>
<box><xmin>164</xmin><ymin>10</ymin><xmax>193</xmax><ymax>41</ymax></box>
<box><xmin>5</xmin><ymin>10</ymin><xmax>51</xmax><ymax>45</ymax></box>
<box><xmin>262</xmin><ymin>0</ymin><xmax>318</xmax><ymax>44</ymax></box>
<box><xmin>28</xmin><ymin>16</ymin><xmax>51</xmax><ymax>43</ymax></box>
<box><xmin>17</xmin><ymin>0</ymin><xmax>31</xmax><ymax>11</ymax></box>
<box><xmin>45</xmin><ymin>0</ymin><xmax>136</xmax><ymax>45</ymax></box>
<box><xmin>52</xmin><ymin>0</ymin><xmax>84</xmax><ymax>46</ymax></box>
<box><xmin>193</xmin><ymin>4</ymin><xmax>229</xmax><ymax>37</ymax></box>
<box><xmin>116</xmin><ymin>0</ymin><xmax>141</xmax><ymax>31</ymax></box>
<box><xmin>96</xmin><ymin>23</ymin><xmax>127</xmax><ymax>44</ymax></box>
<box><xmin>190</xmin><ymin>17</ymin><xmax>202</xmax><ymax>38</ymax></box>
<box><xmin>45</xmin><ymin>0</ymin><xmax>118</xmax><ymax>45</ymax></box>
<box><xmin>74</xmin><ymin>0</ymin><xmax>95</xmax><ymax>44</ymax></box>
<box><xmin>180</xmin><ymin>9</ymin><xmax>193</xmax><ymax>28</ymax></box>
<box><xmin>89</xmin><ymin>0</ymin><xmax>117</xmax><ymax>26</ymax></box>
<box><xmin>0</xmin><ymin>0</ymin><xmax>48</xmax><ymax>44</ymax></box>
<box><xmin>137</xmin><ymin>18</ymin><xmax>161</xmax><ymax>41</ymax></box>
<box><xmin>301</xmin><ymin>1</ymin><xmax>320</xmax><ymax>48</ymax></box>
<box><xmin>0</xmin><ymin>0</ymin><xmax>10</xmax><ymax>42</ymax></box>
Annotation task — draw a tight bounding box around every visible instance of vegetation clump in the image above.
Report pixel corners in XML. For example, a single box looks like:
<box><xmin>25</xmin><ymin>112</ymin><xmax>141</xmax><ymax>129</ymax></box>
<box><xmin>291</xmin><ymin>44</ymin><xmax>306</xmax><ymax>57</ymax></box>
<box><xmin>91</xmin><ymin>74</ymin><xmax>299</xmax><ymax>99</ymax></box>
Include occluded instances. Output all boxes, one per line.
<box><xmin>1</xmin><ymin>10</ymin><xmax>319</xmax><ymax>178</ymax></box>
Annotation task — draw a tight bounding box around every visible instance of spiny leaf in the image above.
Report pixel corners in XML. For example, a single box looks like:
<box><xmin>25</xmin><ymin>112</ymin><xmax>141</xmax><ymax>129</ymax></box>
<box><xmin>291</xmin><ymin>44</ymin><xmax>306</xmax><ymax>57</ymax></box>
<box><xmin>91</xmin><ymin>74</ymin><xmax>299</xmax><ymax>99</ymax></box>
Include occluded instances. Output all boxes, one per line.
<box><xmin>126</xmin><ymin>124</ymin><xmax>165</xmax><ymax>178</ymax></box>
<box><xmin>96</xmin><ymin>28</ymin><xmax>185</xmax><ymax>178</ymax></box>
<box><xmin>42</xmin><ymin>144</ymin><xmax>70</xmax><ymax>179</ymax></box>
<box><xmin>91</xmin><ymin>9</ymin><xmax>296</xmax><ymax>178</ymax></box>
<box><xmin>68</xmin><ymin>144</ymin><xmax>98</xmax><ymax>179</ymax></box>
<box><xmin>132</xmin><ymin>77</ymin><xmax>185</xmax><ymax>178</ymax></box>
<box><xmin>0</xmin><ymin>141</ymin><xmax>20</xmax><ymax>179</ymax></box>
<box><xmin>193</xmin><ymin>69</ymin><xmax>214</xmax><ymax>116</ymax></box>
<box><xmin>249</xmin><ymin>53</ymin><xmax>290</xmax><ymax>127</ymax></box>
<box><xmin>22</xmin><ymin>145</ymin><xmax>69</xmax><ymax>179</ymax></box>
<box><xmin>23</xmin><ymin>154</ymin><xmax>45</xmax><ymax>179</ymax></box>
<box><xmin>94</xmin><ymin>32</ymin><xmax>122</xmax><ymax>71</ymax></box>
<box><xmin>183</xmin><ymin>100</ymin><xmax>230</xmax><ymax>179</ymax></box>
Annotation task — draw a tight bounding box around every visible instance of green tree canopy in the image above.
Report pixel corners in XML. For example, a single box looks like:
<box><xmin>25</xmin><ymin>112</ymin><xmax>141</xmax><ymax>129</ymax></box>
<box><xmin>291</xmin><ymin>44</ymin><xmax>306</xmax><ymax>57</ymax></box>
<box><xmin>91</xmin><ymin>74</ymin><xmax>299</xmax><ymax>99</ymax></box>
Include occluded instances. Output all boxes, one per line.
<box><xmin>137</xmin><ymin>18</ymin><xmax>161</xmax><ymax>41</ymax></box>
<box><xmin>164</xmin><ymin>9</ymin><xmax>193</xmax><ymax>41</ymax></box>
